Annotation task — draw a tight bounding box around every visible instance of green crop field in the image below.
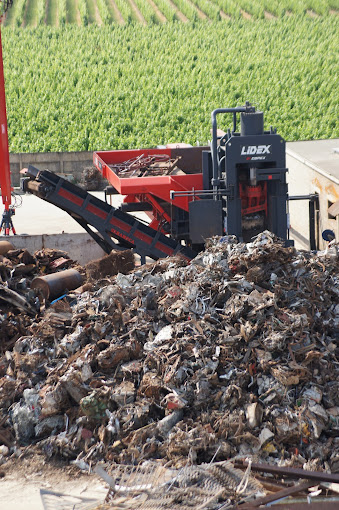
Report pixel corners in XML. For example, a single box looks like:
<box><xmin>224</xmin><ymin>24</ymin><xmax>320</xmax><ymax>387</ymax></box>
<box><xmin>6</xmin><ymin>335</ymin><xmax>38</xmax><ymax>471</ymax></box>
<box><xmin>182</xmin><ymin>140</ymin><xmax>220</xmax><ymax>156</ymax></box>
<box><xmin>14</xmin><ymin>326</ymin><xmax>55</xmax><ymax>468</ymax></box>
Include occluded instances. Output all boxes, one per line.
<box><xmin>2</xmin><ymin>5</ymin><xmax>339</xmax><ymax>153</ymax></box>
<box><xmin>3</xmin><ymin>0</ymin><xmax>339</xmax><ymax>26</ymax></box>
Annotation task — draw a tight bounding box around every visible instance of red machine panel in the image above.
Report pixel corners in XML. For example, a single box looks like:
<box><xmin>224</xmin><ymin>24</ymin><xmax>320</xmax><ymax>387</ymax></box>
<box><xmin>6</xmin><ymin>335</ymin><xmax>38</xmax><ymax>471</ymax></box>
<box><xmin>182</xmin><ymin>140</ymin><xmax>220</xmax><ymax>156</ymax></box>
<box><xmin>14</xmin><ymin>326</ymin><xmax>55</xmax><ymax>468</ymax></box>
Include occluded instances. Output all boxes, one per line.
<box><xmin>94</xmin><ymin>148</ymin><xmax>203</xmax><ymax>213</ymax></box>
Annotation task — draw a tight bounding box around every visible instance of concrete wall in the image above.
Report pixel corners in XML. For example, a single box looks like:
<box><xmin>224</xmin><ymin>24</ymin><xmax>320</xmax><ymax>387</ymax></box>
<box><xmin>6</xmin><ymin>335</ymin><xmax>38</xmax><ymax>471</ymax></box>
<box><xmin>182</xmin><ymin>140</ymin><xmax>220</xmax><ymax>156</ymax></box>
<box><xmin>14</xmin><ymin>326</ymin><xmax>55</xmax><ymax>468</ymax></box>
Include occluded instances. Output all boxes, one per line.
<box><xmin>4</xmin><ymin>232</ymin><xmax>106</xmax><ymax>265</ymax></box>
<box><xmin>287</xmin><ymin>153</ymin><xmax>339</xmax><ymax>250</ymax></box>
<box><xmin>10</xmin><ymin>151</ymin><xmax>94</xmax><ymax>187</ymax></box>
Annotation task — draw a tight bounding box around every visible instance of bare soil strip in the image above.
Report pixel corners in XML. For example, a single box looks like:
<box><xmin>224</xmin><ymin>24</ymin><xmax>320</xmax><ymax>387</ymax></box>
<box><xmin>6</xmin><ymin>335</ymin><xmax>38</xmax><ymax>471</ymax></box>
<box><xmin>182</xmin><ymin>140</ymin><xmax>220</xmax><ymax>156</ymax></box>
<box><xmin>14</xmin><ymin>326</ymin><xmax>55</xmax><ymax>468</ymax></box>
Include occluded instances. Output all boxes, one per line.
<box><xmin>93</xmin><ymin>0</ymin><xmax>103</xmax><ymax>24</ymax></box>
<box><xmin>128</xmin><ymin>0</ymin><xmax>147</xmax><ymax>24</ymax></box>
<box><xmin>264</xmin><ymin>10</ymin><xmax>276</xmax><ymax>19</ymax></box>
<box><xmin>22</xmin><ymin>0</ymin><xmax>32</xmax><ymax>27</ymax></box>
<box><xmin>109</xmin><ymin>0</ymin><xmax>125</xmax><ymax>23</ymax></box>
<box><xmin>56</xmin><ymin>0</ymin><xmax>60</xmax><ymax>25</ymax></box>
<box><xmin>186</xmin><ymin>0</ymin><xmax>208</xmax><ymax>19</ymax></box>
<box><xmin>240</xmin><ymin>8</ymin><xmax>252</xmax><ymax>20</ymax></box>
<box><xmin>75</xmin><ymin>0</ymin><xmax>81</xmax><ymax>25</ymax></box>
<box><xmin>285</xmin><ymin>10</ymin><xmax>292</xmax><ymax>16</ymax></box>
<box><xmin>65</xmin><ymin>0</ymin><xmax>79</xmax><ymax>24</ymax></box>
<box><xmin>167</xmin><ymin>0</ymin><xmax>188</xmax><ymax>22</ymax></box>
<box><xmin>46</xmin><ymin>0</ymin><xmax>60</xmax><ymax>26</ymax></box>
<box><xmin>307</xmin><ymin>9</ymin><xmax>318</xmax><ymax>17</ymax></box>
<box><xmin>330</xmin><ymin>9</ymin><xmax>338</xmax><ymax>14</ymax></box>
<box><xmin>54</xmin><ymin>0</ymin><xmax>59</xmax><ymax>26</ymax></box>
<box><xmin>44</xmin><ymin>0</ymin><xmax>49</xmax><ymax>23</ymax></box>
<box><xmin>148</xmin><ymin>0</ymin><xmax>167</xmax><ymax>22</ymax></box>
<box><xmin>219</xmin><ymin>9</ymin><xmax>230</xmax><ymax>19</ymax></box>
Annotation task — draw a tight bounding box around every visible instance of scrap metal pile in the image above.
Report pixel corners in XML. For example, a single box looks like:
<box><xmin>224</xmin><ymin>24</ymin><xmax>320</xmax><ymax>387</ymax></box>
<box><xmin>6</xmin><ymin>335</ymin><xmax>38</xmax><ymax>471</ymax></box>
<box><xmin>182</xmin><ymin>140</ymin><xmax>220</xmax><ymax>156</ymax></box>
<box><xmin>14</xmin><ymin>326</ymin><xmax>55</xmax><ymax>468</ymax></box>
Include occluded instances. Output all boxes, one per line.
<box><xmin>81</xmin><ymin>166</ymin><xmax>105</xmax><ymax>191</ymax></box>
<box><xmin>110</xmin><ymin>154</ymin><xmax>183</xmax><ymax>178</ymax></box>
<box><xmin>0</xmin><ymin>232</ymin><xmax>338</xmax><ymax>486</ymax></box>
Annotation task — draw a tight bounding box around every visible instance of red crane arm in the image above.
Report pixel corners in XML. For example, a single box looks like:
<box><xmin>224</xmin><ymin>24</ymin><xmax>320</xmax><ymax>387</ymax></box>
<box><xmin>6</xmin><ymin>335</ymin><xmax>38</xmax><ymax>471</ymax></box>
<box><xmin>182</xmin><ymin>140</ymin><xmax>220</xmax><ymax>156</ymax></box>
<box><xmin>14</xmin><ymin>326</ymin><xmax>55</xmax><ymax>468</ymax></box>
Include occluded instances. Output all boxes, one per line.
<box><xmin>0</xmin><ymin>26</ymin><xmax>11</xmax><ymax>211</ymax></box>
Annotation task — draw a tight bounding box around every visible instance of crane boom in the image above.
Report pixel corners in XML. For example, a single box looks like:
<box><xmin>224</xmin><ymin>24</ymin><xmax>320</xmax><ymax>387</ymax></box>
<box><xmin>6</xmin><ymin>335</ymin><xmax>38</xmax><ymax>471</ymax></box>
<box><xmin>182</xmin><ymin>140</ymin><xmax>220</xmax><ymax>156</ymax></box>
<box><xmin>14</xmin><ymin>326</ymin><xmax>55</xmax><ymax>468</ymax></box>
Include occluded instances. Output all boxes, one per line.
<box><xmin>0</xmin><ymin>2</ymin><xmax>15</xmax><ymax>234</ymax></box>
<box><xmin>0</xmin><ymin>28</ymin><xmax>11</xmax><ymax>210</ymax></box>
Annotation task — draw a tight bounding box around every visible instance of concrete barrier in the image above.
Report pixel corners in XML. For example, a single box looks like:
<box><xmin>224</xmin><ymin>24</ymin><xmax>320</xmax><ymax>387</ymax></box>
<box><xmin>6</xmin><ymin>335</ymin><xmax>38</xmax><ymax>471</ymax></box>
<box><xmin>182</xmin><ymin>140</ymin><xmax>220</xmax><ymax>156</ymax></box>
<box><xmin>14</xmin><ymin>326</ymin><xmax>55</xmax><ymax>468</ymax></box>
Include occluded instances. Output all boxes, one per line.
<box><xmin>10</xmin><ymin>151</ymin><xmax>94</xmax><ymax>187</ymax></box>
<box><xmin>4</xmin><ymin>232</ymin><xmax>106</xmax><ymax>265</ymax></box>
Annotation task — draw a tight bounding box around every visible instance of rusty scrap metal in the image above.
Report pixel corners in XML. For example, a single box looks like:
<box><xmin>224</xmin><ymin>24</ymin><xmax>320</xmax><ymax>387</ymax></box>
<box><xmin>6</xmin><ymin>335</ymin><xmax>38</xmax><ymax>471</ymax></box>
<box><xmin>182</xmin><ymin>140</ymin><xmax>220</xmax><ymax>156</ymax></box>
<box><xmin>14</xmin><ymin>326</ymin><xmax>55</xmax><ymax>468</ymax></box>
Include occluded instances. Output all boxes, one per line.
<box><xmin>0</xmin><ymin>240</ymin><xmax>13</xmax><ymax>255</ymax></box>
<box><xmin>0</xmin><ymin>232</ymin><xmax>338</xmax><ymax>510</ymax></box>
<box><xmin>110</xmin><ymin>154</ymin><xmax>181</xmax><ymax>178</ymax></box>
<box><xmin>238</xmin><ymin>480</ymin><xmax>316</xmax><ymax>508</ymax></box>
<box><xmin>98</xmin><ymin>460</ymin><xmax>264</xmax><ymax>509</ymax></box>
<box><xmin>234</xmin><ymin>461</ymin><xmax>339</xmax><ymax>484</ymax></box>
<box><xmin>31</xmin><ymin>268</ymin><xmax>83</xmax><ymax>300</ymax></box>
<box><xmin>259</xmin><ymin>503</ymin><xmax>339</xmax><ymax>510</ymax></box>
<box><xmin>0</xmin><ymin>282</ymin><xmax>36</xmax><ymax>314</ymax></box>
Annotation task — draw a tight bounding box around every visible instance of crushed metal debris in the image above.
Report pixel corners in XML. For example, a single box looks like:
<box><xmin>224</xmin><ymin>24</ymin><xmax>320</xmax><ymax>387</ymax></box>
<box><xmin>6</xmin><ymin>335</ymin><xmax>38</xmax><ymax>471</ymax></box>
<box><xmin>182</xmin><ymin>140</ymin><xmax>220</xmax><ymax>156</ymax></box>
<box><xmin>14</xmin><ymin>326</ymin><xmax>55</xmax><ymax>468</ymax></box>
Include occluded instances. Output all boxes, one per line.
<box><xmin>0</xmin><ymin>232</ymin><xmax>338</xmax><ymax>508</ymax></box>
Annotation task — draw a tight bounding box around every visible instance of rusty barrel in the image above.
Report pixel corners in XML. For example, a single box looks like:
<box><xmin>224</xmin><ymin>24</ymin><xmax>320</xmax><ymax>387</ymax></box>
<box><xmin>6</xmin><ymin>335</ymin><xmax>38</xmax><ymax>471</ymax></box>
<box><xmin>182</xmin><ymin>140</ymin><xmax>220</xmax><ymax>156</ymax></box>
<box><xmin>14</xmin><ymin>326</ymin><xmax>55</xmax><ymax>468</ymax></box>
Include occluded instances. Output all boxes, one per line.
<box><xmin>31</xmin><ymin>269</ymin><xmax>83</xmax><ymax>300</ymax></box>
<box><xmin>0</xmin><ymin>240</ymin><xmax>14</xmax><ymax>255</ymax></box>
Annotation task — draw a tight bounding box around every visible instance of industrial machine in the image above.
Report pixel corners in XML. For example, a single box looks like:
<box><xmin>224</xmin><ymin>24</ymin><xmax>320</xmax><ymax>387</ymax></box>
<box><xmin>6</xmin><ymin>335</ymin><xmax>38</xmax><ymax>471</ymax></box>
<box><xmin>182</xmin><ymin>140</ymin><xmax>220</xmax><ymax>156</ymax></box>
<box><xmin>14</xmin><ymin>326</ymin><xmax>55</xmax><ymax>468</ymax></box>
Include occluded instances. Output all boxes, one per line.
<box><xmin>23</xmin><ymin>102</ymin><xmax>292</xmax><ymax>261</ymax></box>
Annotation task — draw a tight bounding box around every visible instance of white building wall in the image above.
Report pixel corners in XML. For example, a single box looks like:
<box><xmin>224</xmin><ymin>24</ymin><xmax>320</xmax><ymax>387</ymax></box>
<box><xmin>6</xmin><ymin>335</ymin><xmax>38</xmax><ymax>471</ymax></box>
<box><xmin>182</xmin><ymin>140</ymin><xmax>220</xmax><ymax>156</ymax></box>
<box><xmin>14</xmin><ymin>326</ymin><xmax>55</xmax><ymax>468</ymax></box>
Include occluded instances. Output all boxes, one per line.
<box><xmin>286</xmin><ymin>146</ymin><xmax>339</xmax><ymax>250</ymax></box>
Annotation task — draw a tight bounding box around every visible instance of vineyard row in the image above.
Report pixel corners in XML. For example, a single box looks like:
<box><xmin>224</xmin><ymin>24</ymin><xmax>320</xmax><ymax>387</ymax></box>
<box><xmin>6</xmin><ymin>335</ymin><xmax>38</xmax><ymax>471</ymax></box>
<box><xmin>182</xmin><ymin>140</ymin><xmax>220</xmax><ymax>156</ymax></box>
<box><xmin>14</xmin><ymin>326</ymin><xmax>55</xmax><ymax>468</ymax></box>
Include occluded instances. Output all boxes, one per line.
<box><xmin>4</xmin><ymin>0</ymin><xmax>339</xmax><ymax>27</ymax></box>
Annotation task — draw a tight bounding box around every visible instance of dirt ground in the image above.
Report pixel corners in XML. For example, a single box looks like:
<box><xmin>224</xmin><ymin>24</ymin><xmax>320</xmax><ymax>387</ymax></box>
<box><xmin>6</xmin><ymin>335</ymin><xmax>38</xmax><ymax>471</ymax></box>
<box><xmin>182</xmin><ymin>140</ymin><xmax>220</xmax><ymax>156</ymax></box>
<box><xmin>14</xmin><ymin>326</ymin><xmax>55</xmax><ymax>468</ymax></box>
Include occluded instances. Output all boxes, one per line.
<box><xmin>0</xmin><ymin>449</ymin><xmax>107</xmax><ymax>510</ymax></box>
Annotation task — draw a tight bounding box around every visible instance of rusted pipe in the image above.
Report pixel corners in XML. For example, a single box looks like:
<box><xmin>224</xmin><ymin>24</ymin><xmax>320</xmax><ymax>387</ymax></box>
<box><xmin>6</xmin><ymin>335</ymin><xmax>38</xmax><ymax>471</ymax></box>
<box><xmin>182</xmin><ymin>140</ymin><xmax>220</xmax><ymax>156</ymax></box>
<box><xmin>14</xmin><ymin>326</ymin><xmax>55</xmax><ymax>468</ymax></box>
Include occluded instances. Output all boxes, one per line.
<box><xmin>31</xmin><ymin>269</ymin><xmax>83</xmax><ymax>300</ymax></box>
<box><xmin>238</xmin><ymin>480</ymin><xmax>315</xmax><ymax>508</ymax></box>
<box><xmin>234</xmin><ymin>460</ymin><xmax>339</xmax><ymax>484</ymax></box>
<box><xmin>0</xmin><ymin>240</ymin><xmax>14</xmax><ymax>255</ymax></box>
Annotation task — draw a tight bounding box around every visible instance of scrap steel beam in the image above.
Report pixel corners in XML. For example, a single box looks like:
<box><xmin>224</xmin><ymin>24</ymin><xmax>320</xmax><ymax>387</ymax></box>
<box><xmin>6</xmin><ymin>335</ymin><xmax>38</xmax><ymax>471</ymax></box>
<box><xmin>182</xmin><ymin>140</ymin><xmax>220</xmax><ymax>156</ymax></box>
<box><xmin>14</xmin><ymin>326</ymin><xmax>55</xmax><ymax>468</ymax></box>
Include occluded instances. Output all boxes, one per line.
<box><xmin>234</xmin><ymin>461</ymin><xmax>339</xmax><ymax>484</ymax></box>
<box><xmin>255</xmin><ymin>503</ymin><xmax>339</xmax><ymax>510</ymax></box>
<box><xmin>238</xmin><ymin>480</ymin><xmax>315</xmax><ymax>508</ymax></box>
